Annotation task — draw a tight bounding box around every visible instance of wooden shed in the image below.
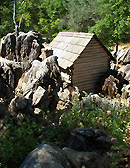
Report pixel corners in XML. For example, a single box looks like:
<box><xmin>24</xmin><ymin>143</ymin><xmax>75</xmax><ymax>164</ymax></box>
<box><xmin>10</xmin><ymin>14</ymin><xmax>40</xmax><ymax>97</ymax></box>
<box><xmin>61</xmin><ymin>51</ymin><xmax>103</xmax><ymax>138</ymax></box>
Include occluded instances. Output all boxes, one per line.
<box><xmin>48</xmin><ymin>32</ymin><xmax>112</xmax><ymax>92</ymax></box>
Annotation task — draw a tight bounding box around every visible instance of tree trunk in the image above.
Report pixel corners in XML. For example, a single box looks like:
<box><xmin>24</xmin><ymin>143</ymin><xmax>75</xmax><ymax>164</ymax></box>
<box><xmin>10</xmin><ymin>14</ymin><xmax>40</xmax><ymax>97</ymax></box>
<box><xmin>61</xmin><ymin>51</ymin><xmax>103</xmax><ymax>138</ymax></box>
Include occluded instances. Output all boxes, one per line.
<box><xmin>116</xmin><ymin>42</ymin><xmax>119</xmax><ymax>54</ymax></box>
<box><xmin>115</xmin><ymin>42</ymin><xmax>119</xmax><ymax>69</ymax></box>
<box><xmin>13</xmin><ymin>0</ymin><xmax>19</xmax><ymax>37</ymax></box>
<box><xmin>13</xmin><ymin>0</ymin><xmax>26</xmax><ymax>61</ymax></box>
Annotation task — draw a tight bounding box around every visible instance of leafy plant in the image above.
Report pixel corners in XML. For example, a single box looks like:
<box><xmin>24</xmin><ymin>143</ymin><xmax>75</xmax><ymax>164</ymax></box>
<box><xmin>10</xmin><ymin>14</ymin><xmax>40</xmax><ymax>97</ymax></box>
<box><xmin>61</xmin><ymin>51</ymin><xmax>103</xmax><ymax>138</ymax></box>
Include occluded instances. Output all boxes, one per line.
<box><xmin>0</xmin><ymin>116</ymin><xmax>43</xmax><ymax>168</ymax></box>
<box><xmin>89</xmin><ymin>0</ymin><xmax>130</xmax><ymax>51</ymax></box>
<box><xmin>0</xmin><ymin>92</ymin><xmax>130</xmax><ymax>167</ymax></box>
<box><xmin>59</xmin><ymin>92</ymin><xmax>130</xmax><ymax>167</ymax></box>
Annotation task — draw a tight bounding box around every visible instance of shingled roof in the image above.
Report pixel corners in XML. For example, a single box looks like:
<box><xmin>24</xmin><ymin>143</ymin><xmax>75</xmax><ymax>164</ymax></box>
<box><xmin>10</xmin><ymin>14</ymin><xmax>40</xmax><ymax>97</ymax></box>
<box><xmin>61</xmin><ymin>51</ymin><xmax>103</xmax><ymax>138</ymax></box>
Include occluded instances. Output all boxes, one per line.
<box><xmin>48</xmin><ymin>32</ymin><xmax>111</xmax><ymax>69</ymax></box>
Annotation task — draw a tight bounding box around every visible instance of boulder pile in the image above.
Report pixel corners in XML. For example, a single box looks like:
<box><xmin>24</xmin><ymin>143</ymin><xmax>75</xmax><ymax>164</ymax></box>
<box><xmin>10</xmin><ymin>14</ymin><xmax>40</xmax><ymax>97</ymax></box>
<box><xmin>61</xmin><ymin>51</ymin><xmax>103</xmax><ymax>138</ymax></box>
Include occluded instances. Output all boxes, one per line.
<box><xmin>111</xmin><ymin>46</ymin><xmax>130</xmax><ymax>64</ymax></box>
<box><xmin>0</xmin><ymin>31</ymin><xmax>129</xmax><ymax>168</ymax></box>
<box><xmin>0</xmin><ymin>30</ymin><xmax>80</xmax><ymax>118</ymax></box>
<box><xmin>20</xmin><ymin>128</ymin><xmax>113</xmax><ymax>168</ymax></box>
<box><xmin>16</xmin><ymin>55</ymin><xmax>62</xmax><ymax>113</ymax></box>
<box><xmin>0</xmin><ymin>57</ymin><xmax>22</xmax><ymax>101</ymax></box>
<box><xmin>0</xmin><ymin>30</ymin><xmax>43</xmax><ymax>71</ymax></box>
<box><xmin>100</xmin><ymin>47</ymin><xmax>130</xmax><ymax>98</ymax></box>
<box><xmin>15</xmin><ymin>55</ymin><xmax>80</xmax><ymax>114</ymax></box>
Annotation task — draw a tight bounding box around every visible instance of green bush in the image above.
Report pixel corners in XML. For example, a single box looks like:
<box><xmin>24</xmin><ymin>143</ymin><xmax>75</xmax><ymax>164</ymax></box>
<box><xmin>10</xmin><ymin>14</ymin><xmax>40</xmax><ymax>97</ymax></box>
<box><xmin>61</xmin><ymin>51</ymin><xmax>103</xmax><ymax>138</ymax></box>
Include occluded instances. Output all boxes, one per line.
<box><xmin>0</xmin><ymin>92</ymin><xmax>129</xmax><ymax>168</ymax></box>
<box><xmin>0</xmin><ymin>117</ymin><xmax>44</xmax><ymax>168</ymax></box>
<box><xmin>59</xmin><ymin>92</ymin><xmax>130</xmax><ymax>167</ymax></box>
<box><xmin>0</xmin><ymin>113</ymin><xmax>71</xmax><ymax>168</ymax></box>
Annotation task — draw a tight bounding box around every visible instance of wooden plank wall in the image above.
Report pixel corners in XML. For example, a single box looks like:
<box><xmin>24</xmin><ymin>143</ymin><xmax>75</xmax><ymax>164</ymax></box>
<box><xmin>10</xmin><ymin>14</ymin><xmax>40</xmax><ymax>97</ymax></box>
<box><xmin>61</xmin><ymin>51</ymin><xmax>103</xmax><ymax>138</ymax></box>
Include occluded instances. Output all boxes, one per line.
<box><xmin>72</xmin><ymin>37</ymin><xmax>110</xmax><ymax>92</ymax></box>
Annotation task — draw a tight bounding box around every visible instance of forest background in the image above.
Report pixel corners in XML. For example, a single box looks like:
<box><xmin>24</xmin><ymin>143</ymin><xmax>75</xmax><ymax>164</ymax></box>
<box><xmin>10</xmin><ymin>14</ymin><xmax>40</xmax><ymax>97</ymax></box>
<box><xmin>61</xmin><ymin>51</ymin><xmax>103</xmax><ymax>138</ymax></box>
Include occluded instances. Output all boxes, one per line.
<box><xmin>0</xmin><ymin>0</ymin><xmax>130</xmax><ymax>51</ymax></box>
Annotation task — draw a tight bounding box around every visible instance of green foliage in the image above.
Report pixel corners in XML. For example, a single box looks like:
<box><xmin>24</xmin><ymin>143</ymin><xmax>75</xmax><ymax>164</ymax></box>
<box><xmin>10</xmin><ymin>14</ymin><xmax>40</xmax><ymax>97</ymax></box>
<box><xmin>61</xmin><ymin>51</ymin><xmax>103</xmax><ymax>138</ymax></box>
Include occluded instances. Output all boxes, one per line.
<box><xmin>60</xmin><ymin>0</ymin><xmax>98</xmax><ymax>32</ymax></box>
<box><xmin>41</xmin><ymin>124</ymin><xmax>70</xmax><ymax>148</ymax></box>
<box><xmin>0</xmin><ymin>1</ymin><xmax>14</xmax><ymax>38</ymax></box>
<box><xmin>0</xmin><ymin>116</ymin><xmax>44</xmax><ymax>168</ymax></box>
<box><xmin>22</xmin><ymin>0</ymin><xmax>41</xmax><ymax>32</ymax></box>
<box><xmin>36</xmin><ymin>0</ymin><xmax>67</xmax><ymax>38</ymax></box>
<box><xmin>0</xmin><ymin>0</ymin><xmax>67</xmax><ymax>38</ymax></box>
<box><xmin>0</xmin><ymin>112</ymin><xmax>70</xmax><ymax>168</ymax></box>
<box><xmin>0</xmin><ymin>0</ymin><xmax>129</xmax><ymax>42</ymax></box>
<box><xmin>59</xmin><ymin>92</ymin><xmax>130</xmax><ymax>167</ymax></box>
<box><xmin>0</xmin><ymin>93</ymin><xmax>130</xmax><ymax>167</ymax></box>
<box><xmin>89</xmin><ymin>0</ymin><xmax>130</xmax><ymax>49</ymax></box>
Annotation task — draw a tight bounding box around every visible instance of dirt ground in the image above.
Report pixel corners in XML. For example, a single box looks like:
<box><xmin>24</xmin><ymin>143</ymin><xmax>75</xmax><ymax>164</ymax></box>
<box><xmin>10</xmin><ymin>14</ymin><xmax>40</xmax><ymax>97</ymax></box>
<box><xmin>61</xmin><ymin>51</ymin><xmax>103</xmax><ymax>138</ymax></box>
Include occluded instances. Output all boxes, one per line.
<box><xmin>111</xmin><ymin>43</ymin><xmax>130</xmax><ymax>51</ymax></box>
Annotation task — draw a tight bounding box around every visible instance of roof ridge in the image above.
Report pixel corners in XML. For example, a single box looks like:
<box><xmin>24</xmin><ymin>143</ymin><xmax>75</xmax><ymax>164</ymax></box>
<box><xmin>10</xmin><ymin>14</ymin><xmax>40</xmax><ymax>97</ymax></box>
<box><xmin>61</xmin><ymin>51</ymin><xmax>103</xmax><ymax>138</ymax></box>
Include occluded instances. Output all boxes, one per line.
<box><xmin>48</xmin><ymin>32</ymin><xmax>111</xmax><ymax>69</ymax></box>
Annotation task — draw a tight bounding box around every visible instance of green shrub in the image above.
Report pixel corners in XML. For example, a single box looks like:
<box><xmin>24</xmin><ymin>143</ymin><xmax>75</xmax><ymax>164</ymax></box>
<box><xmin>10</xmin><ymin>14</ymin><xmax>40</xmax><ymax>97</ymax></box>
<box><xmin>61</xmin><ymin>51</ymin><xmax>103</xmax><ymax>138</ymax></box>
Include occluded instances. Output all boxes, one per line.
<box><xmin>59</xmin><ymin>92</ymin><xmax>130</xmax><ymax>167</ymax></box>
<box><xmin>0</xmin><ymin>116</ymin><xmax>44</xmax><ymax>168</ymax></box>
<box><xmin>0</xmin><ymin>92</ymin><xmax>129</xmax><ymax>168</ymax></box>
<box><xmin>0</xmin><ymin>112</ymin><xmax>71</xmax><ymax>168</ymax></box>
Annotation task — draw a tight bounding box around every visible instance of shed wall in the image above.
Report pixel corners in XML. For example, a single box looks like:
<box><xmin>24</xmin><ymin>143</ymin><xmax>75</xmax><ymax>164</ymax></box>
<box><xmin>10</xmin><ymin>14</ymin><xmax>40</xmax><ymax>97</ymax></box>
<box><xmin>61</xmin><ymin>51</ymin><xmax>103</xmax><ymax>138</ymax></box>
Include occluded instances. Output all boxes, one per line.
<box><xmin>72</xmin><ymin>38</ymin><xmax>110</xmax><ymax>92</ymax></box>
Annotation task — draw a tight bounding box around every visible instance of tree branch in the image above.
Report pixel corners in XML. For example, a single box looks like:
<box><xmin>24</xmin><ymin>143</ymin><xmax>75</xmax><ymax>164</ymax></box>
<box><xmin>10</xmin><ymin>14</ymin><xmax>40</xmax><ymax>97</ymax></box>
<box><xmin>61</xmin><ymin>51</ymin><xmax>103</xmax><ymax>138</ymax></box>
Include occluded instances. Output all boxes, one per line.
<box><xmin>13</xmin><ymin>0</ymin><xmax>17</xmax><ymax>26</ymax></box>
<box><xmin>19</xmin><ymin>2</ymin><xmax>26</xmax><ymax>29</ymax></box>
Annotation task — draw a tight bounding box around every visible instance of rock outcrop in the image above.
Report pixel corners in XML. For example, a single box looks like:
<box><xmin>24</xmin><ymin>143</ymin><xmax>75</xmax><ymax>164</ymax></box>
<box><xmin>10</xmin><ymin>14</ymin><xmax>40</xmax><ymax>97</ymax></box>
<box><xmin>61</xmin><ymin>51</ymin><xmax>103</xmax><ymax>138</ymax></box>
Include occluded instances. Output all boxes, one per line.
<box><xmin>63</xmin><ymin>148</ymin><xmax>110</xmax><ymax>168</ymax></box>
<box><xmin>0</xmin><ymin>32</ymin><xmax>16</xmax><ymax>60</ymax></box>
<box><xmin>102</xmin><ymin>75</ymin><xmax>119</xmax><ymax>98</ymax></box>
<box><xmin>9</xmin><ymin>94</ymin><xmax>34</xmax><ymax>122</ymax></box>
<box><xmin>111</xmin><ymin>47</ymin><xmax>130</xmax><ymax>64</ymax></box>
<box><xmin>68</xmin><ymin>128</ymin><xmax>113</xmax><ymax>153</ymax></box>
<box><xmin>78</xmin><ymin>94</ymin><xmax>121</xmax><ymax>111</ymax></box>
<box><xmin>16</xmin><ymin>55</ymin><xmax>62</xmax><ymax>113</ymax></box>
<box><xmin>0</xmin><ymin>57</ymin><xmax>22</xmax><ymax>100</ymax></box>
<box><xmin>0</xmin><ymin>98</ymin><xmax>6</xmax><ymax>128</ymax></box>
<box><xmin>16</xmin><ymin>30</ymin><xmax>43</xmax><ymax>70</ymax></box>
<box><xmin>19</xmin><ymin>128</ymin><xmax>113</xmax><ymax>168</ymax></box>
<box><xmin>0</xmin><ymin>30</ymin><xmax>43</xmax><ymax>71</ymax></box>
<box><xmin>19</xmin><ymin>142</ymin><xmax>72</xmax><ymax>168</ymax></box>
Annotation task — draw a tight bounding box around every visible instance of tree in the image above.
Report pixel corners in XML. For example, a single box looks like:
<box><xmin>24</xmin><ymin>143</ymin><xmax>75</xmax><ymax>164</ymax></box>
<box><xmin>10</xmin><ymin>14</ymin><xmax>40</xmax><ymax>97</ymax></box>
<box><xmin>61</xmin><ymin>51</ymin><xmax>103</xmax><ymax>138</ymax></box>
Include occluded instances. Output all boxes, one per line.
<box><xmin>36</xmin><ymin>0</ymin><xmax>67</xmax><ymax>38</ymax></box>
<box><xmin>59</xmin><ymin>0</ymin><xmax>99</xmax><ymax>32</ymax></box>
<box><xmin>0</xmin><ymin>0</ymin><xmax>28</xmax><ymax>38</ymax></box>
<box><xmin>0</xmin><ymin>0</ymin><xmax>14</xmax><ymax>38</ymax></box>
<box><xmin>23</xmin><ymin>0</ymin><xmax>41</xmax><ymax>32</ymax></box>
<box><xmin>89</xmin><ymin>0</ymin><xmax>130</xmax><ymax>52</ymax></box>
<box><xmin>13</xmin><ymin>0</ymin><xmax>26</xmax><ymax>37</ymax></box>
